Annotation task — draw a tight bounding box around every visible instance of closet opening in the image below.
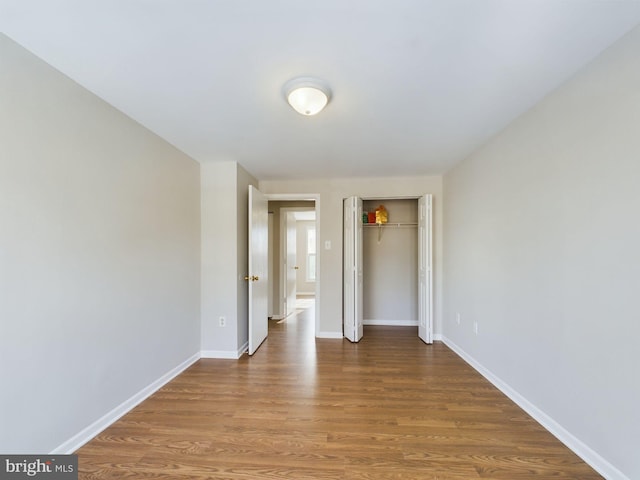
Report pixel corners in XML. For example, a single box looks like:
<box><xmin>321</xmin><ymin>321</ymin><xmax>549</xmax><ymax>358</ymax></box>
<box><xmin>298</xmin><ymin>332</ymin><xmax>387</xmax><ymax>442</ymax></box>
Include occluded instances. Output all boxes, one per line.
<box><xmin>362</xmin><ymin>198</ymin><xmax>418</xmax><ymax>327</ymax></box>
<box><xmin>343</xmin><ymin>195</ymin><xmax>432</xmax><ymax>343</ymax></box>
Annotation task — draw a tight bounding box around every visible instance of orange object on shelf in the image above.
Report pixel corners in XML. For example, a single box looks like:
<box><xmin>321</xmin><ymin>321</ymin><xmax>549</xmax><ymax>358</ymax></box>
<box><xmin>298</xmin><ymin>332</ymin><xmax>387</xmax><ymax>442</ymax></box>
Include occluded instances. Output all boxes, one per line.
<box><xmin>368</xmin><ymin>212</ymin><xmax>376</xmax><ymax>223</ymax></box>
<box><xmin>375</xmin><ymin>205</ymin><xmax>388</xmax><ymax>224</ymax></box>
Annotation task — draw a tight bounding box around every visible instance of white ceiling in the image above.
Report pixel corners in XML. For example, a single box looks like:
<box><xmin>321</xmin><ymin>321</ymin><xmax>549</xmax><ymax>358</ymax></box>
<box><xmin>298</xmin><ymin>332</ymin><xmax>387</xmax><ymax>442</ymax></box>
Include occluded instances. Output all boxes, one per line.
<box><xmin>2</xmin><ymin>1</ymin><xmax>640</xmax><ymax>180</ymax></box>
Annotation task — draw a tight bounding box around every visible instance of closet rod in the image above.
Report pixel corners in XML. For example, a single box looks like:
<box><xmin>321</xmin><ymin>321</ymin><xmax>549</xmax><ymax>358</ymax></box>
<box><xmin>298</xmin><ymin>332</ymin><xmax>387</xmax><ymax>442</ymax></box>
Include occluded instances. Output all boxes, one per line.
<box><xmin>363</xmin><ymin>222</ymin><xmax>418</xmax><ymax>227</ymax></box>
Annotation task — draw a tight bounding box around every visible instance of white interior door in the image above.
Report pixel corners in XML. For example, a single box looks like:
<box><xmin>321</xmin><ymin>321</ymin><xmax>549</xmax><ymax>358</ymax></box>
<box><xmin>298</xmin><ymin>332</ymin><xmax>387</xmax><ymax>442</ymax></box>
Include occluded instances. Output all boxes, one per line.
<box><xmin>248</xmin><ymin>185</ymin><xmax>269</xmax><ymax>355</ymax></box>
<box><xmin>343</xmin><ymin>196</ymin><xmax>363</xmax><ymax>342</ymax></box>
<box><xmin>418</xmin><ymin>194</ymin><xmax>433</xmax><ymax>344</ymax></box>
<box><xmin>285</xmin><ymin>211</ymin><xmax>297</xmax><ymax>316</ymax></box>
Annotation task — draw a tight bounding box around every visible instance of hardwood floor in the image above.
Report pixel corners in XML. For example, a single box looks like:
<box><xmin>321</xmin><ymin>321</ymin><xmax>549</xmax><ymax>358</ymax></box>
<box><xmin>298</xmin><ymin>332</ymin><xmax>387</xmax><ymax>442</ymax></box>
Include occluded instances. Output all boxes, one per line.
<box><xmin>77</xmin><ymin>301</ymin><xmax>601</xmax><ymax>479</ymax></box>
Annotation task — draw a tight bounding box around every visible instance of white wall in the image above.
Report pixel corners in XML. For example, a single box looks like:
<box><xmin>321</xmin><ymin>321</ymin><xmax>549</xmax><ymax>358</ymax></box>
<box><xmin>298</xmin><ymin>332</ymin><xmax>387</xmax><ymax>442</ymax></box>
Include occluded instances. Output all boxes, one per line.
<box><xmin>443</xmin><ymin>25</ymin><xmax>640</xmax><ymax>480</ymax></box>
<box><xmin>201</xmin><ymin>161</ymin><xmax>257</xmax><ymax>357</ymax></box>
<box><xmin>0</xmin><ymin>34</ymin><xmax>201</xmax><ymax>453</ymax></box>
<box><xmin>260</xmin><ymin>176</ymin><xmax>443</xmax><ymax>337</ymax></box>
<box><xmin>201</xmin><ymin>161</ymin><xmax>238</xmax><ymax>355</ymax></box>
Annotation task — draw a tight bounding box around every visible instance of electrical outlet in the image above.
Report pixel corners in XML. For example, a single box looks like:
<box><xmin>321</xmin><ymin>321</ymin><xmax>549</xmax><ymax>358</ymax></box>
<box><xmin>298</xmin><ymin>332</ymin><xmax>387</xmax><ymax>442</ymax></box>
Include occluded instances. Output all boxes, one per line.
<box><xmin>456</xmin><ymin>313</ymin><xmax>461</xmax><ymax>325</ymax></box>
<box><xmin>473</xmin><ymin>321</ymin><xmax>478</xmax><ymax>335</ymax></box>
<box><xmin>219</xmin><ymin>316</ymin><xmax>226</xmax><ymax>327</ymax></box>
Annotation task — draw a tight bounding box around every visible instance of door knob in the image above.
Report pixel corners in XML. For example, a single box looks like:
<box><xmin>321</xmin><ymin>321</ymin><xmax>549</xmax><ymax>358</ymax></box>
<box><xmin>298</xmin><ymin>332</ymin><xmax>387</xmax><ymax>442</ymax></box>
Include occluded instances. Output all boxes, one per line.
<box><xmin>253</xmin><ymin>276</ymin><xmax>259</xmax><ymax>281</ymax></box>
<box><xmin>244</xmin><ymin>276</ymin><xmax>250</xmax><ymax>281</ymax></box>
<box><xmin>294</xmin><ymin>266</ymin><xmax>299</xmax><ymax>270</ymax></box>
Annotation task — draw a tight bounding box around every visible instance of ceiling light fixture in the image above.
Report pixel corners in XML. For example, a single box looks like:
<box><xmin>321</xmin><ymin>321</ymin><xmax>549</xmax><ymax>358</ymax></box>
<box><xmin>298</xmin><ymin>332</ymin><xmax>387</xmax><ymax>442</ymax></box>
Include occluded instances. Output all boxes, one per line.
<box><xmin>283</xmin><ymin>77</ymin><xmax>332</xmax><ymax>116</ymax></box>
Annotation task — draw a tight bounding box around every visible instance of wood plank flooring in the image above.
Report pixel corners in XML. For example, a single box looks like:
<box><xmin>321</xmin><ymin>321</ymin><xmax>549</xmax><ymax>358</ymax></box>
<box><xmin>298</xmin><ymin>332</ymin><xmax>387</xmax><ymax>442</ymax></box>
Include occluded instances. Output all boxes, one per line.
<box><xmin>77</xmin><ymin>301</ymin><xmax>601</xmax><ymax>479</ymax></box>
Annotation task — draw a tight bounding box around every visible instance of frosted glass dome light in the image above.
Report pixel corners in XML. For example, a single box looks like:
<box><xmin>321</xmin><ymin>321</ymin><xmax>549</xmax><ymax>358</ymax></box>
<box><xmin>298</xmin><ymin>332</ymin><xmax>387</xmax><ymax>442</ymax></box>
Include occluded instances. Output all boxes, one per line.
<box><xmin>283</xmin><ymin>77</ymin><xmax>332</xmax><ymax>116</ymax></box>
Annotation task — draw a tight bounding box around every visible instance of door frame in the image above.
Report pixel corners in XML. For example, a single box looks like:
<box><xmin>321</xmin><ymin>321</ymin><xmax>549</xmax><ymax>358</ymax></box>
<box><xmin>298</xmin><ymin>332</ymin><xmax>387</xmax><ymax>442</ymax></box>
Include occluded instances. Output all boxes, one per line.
<box><xmin>266</xmin><ymin>193</ymin><xmax>321</xmax><ymax>337</ymax></box>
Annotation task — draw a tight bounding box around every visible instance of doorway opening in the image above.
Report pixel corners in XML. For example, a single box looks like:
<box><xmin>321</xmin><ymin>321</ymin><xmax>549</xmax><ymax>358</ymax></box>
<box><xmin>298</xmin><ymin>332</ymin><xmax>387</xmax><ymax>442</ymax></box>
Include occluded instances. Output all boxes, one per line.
<box><xmin>266</xmin><ymin>195</ymin><xmax>320</xmax><ymax>338</ymax></box>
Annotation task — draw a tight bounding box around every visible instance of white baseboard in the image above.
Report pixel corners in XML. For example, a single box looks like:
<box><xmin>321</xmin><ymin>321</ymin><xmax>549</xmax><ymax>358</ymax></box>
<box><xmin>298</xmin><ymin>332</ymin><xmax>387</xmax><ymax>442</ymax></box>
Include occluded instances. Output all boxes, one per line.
<box><xmin>433</xmin><ymin>333</ymin><xmax>443</xmax><ymax>341</ymax></box>
<box><xmin>363</xmin><ymin>319</ymin><xmax>419</xmax><ymax>326</ymax></box>
<box><xmin>51</xmin><ymin>352</ymin><xmax>200</xmax><ymax>454</ymax></box>
<box><xmin>201</xmin><ymin>341</ymin><xmax>248</xmax><ymax>359</ymax></box>
<box><xmin>441</xmin><ymin>336</ymin><xmax>629</xmax><ymax>480</ymax></box>
<box><xmin>316</xmin><ymin>331</ymin><xmax>344</xmax><ymax>339</ymax></box>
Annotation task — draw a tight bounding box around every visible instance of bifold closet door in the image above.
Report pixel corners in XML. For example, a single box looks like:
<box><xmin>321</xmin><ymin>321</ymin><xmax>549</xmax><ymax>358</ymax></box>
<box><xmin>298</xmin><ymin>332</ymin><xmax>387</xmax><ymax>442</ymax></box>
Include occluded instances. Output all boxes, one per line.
<box><xmin>343</xmin><ymin>196</ymin><xmax>363</xmax><ymax>342</ymax></box>
<box><xmin>418</xmin><ymin>194</ymin><xmax>433</xmax><ymax>344</ymax></box>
